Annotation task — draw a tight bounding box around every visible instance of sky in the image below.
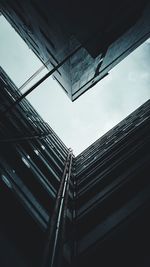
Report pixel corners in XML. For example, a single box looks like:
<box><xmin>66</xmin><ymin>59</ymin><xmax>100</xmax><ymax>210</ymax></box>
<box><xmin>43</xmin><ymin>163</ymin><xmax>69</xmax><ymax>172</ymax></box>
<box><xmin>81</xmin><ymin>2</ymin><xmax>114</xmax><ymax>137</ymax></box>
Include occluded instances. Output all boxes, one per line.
<box><xmin>0</xmin><ymin>15</ymin><xmax>150</xmax><ymax>155</ymax></box>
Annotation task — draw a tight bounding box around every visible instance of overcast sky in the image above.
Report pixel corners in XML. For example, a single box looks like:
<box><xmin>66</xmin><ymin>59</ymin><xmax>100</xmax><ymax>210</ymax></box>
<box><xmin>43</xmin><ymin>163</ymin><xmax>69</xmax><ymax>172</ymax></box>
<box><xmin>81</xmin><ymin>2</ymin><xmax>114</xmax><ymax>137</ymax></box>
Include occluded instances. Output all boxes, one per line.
<box><xmin>0</xmin><ymin>15</ymin><xmax>150</xmax><ymax>155</ymax></box>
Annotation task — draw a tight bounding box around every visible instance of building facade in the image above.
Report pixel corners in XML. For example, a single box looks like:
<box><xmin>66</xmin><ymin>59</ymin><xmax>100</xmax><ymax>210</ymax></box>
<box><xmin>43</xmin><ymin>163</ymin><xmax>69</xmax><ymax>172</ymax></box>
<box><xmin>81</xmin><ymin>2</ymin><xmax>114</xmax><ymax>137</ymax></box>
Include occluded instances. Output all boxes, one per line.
<box><xmin>74</xmin><ymin>99</ymin><xmax>150</xmax><ymax>266</ymax></box>
<box><xmin>1</xmin><ymin>0</ymin><xmax>150</xmax><ymax>100</ymax></box>
<box><xmin>0</xmin><ymin>68</ymin><xmax>150</xmax><ymax>267</ymax></box>
<box><xmin>0</xmin><ymin>67</ymin><xmax>73</xmax><ymax>267</ymax></box>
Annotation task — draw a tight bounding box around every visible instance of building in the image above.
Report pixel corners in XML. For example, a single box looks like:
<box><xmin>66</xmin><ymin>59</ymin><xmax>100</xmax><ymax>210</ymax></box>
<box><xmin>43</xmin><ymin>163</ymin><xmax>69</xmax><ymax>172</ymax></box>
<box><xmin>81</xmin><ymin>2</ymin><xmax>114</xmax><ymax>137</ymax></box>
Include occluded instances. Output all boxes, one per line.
<box><xmin>0</xmin><ymin>68</ymin><xmax>150</xmax><ymax>267</ymax></box>
<box><xmin>73</xmin><ymin>99</ymin><xmax>150</xmax><ymax>266</ymax></box>
<box><xmin>1</xmin><ymin>0</ymin><xmax>150</xmax><ymax>101</ymax></box>
<box><xmin>0</xmin><ymin>67</ymin><xmax>73</xmax><ymax>267</ymax></box>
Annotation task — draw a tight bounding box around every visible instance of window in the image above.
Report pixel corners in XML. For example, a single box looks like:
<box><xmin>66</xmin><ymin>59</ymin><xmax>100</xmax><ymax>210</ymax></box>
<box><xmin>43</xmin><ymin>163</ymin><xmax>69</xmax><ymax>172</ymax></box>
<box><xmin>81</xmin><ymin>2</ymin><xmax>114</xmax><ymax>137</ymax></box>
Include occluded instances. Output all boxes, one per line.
<box><xmin>34</xmin><ymin>149</ymin><xmax>39</xmax><ymax>155</ymax></box>
<box><xmin>22</xmin><ymin>156</ymin><xmax>30</xmax><ymax>168</ymax></box>
<box><xmin>1</xmin><ymin>174</ymin><xmax>12</xmax><ymax>188</ymax></box>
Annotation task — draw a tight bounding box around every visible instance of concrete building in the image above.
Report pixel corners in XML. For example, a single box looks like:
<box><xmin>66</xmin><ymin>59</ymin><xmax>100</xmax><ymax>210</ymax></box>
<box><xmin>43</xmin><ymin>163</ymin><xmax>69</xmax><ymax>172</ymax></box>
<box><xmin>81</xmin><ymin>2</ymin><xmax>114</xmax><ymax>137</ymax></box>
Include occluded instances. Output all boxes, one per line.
<box><xmin>0</xmin><ymin>68</ymin><xmax>150</xmax><ymax>267</ymax></box>
<box><xmin>1</xmin><ymin>0</ymin><xmax>150</xmax><ymax>100</ymax></box>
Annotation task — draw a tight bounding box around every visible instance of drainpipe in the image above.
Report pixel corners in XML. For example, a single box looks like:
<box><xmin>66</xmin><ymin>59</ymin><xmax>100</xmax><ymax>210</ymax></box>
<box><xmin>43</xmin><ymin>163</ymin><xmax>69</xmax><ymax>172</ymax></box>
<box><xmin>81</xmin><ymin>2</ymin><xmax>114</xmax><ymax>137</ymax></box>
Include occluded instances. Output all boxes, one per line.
<box><xmin>42</xmin><ymin>148</ymin><xmax>73</xmax><ymax>267</ymax></box>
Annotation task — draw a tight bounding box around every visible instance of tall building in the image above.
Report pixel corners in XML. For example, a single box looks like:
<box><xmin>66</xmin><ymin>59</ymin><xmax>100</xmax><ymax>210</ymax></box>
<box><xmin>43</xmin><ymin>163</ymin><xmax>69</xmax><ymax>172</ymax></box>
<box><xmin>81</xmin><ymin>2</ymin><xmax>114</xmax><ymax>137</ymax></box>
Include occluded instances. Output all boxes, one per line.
<box><xmin>0</xmin><ymin>67</ymin><xmax>73</xmax><ymax>267</ymax></box>
<box><xmin>0</xmin><ymin>68</ymin><xmax>150</xmax><ymax>267</ymax></box>
<box><xmin>73</xmin><ymin>100</ymin><xmax>150</xmax><ymax>266</ymax></box>
<box><xmin>1</xmin><ymin>0</ymin><xmax>150</xmax><ymax>100</ymax></box>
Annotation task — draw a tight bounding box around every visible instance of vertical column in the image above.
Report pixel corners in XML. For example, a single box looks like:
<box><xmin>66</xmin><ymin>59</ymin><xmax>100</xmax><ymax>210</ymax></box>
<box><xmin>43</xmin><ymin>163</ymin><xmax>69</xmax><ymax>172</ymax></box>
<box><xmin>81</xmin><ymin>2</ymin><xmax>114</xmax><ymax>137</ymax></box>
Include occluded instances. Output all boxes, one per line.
<box><xmin>42</xmin><ymin>148</ymin><xmax>73</xmax><ymax>267</ymax></box>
